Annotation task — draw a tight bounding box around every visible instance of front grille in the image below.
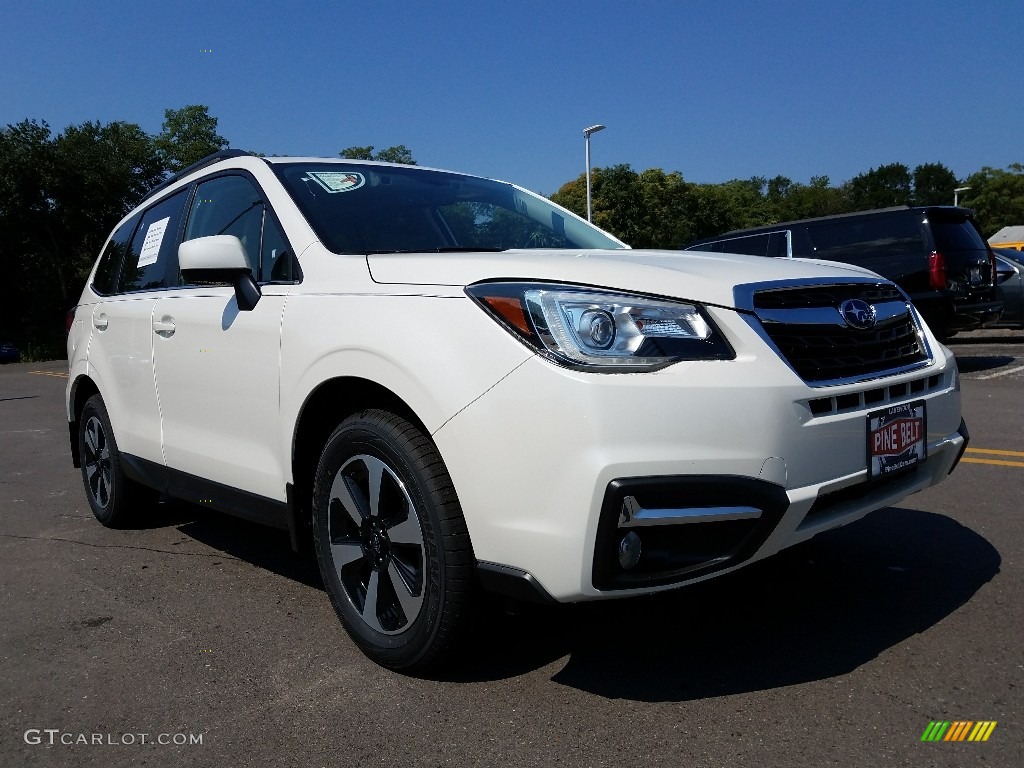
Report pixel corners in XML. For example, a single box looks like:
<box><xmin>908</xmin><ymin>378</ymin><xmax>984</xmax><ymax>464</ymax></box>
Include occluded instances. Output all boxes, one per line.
<box><xmin>753</xmin><ymin>284</ymin><xmax>905</xmax><ymax>309</ymax></box>
<box><xmin>753</xmin><ymin>283</ymin><xmax>930</xmax><ymax>384</ymax></box>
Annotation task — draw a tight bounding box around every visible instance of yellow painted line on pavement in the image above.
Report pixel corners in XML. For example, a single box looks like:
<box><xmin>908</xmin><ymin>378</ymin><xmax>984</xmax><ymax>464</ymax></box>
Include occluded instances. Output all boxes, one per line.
<box><xmin>966</xmin><ymin>447</ymin><xmax>1024</xmax><ymax>458</ymax></box>
<box><xmin>959</xmin><ymin>447</ymin><xmax>1024</xmax><ymax>469</ymax></box>
<box><xmin>961</xmin><ymin>457</ymin><xmax>1024</xmax><ymax>468</ymax></box>
<box><xmin>29</xmin><ymin>370</ymin><xmax>68</xmax><ymax>378</ymax></box>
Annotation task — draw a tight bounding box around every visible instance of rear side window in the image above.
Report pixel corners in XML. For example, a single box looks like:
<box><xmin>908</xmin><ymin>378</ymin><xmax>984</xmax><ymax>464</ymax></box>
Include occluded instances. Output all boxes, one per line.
<box><xmin>807</xmin><ymin>215</ymin><xmax>925</xmax><ymax>259</ymax></box>
<box><xmin>117</xmin><ymin>190</ymin><xmax>189</xmax><ymax>293</ymax></box>
<box><xmin>688</xmin><ymin>231</ymin><xmax>789</xmax><ymax>258</ymax></box>
<box><xmin>930</xmin><ymin>219</ymin><xmax>987</xmax><ymax>251</ymax></box>
<box><xmin>92</xmin><ymin>213</ymin><xmax>140</xmax><ymax>295</ymax></box>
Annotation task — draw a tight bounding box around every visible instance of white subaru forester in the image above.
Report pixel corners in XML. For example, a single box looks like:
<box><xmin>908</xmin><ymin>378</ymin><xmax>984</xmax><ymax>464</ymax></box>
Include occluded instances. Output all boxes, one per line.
<box><xmin>66</xmin><ymin>151</ymin><xmax>969</xmax><ymax>671</ymax></box>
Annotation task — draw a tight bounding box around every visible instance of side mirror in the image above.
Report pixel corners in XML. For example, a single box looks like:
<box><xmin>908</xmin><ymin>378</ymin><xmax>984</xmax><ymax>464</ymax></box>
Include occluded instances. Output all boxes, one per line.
<box><xmin>179</xmin><ymin>235</ymin><xmax>262</xmax><ymax>311</ymax></box>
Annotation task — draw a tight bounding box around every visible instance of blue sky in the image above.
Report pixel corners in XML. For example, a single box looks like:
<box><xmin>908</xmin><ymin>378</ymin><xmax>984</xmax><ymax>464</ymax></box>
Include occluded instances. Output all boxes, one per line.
<box><xmin>2</xmin><ymin>0</ymin><xmax>1021</xmax><ymax>195</ymax></box>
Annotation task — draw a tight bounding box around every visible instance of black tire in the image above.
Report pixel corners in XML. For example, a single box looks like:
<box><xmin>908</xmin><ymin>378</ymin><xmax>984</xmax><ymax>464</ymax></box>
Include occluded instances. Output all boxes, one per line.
<box><xmin>312</xmin><ymin>409</ymin><xmax>474</xmax><ymax>672</ymax></box>
<box><xmin>78</xmin><ymin>394</ymin><xmax>146</xmax><ymax>527</ymax></box>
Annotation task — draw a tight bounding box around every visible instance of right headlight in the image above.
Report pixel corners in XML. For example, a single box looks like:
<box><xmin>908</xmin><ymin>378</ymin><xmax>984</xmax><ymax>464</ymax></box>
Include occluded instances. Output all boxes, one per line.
<box><xmin>466</xmin><ymin>282</ymin><xmax>734</xmax><ymax>372</ymax></box>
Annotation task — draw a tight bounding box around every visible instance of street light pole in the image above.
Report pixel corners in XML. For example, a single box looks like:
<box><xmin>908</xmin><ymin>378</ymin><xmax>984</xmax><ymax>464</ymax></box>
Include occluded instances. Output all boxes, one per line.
<box><xmin>584</xmin><ymin>124</ymin><xmax>606</xmax><ymax>222</ymax></box>
<box><xmin>954</xmin><ymin>186</ymin><xmax>971</xmax><ymax>207</ymax></box>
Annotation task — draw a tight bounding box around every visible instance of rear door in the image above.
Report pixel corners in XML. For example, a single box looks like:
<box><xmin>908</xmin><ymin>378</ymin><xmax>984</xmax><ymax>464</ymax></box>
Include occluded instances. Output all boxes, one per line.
<box><xmin>86</xmin><ymin>190</ymin><xmax>189</xmax><ymax>464</ymax></box>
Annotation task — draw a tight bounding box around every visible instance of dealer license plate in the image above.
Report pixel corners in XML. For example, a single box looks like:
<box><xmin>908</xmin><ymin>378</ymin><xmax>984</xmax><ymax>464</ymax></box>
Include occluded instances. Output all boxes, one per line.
<box><xmin>867</xmin><ymin>400</ymin><xmax>927</xmax><ymax>480</ymax></box>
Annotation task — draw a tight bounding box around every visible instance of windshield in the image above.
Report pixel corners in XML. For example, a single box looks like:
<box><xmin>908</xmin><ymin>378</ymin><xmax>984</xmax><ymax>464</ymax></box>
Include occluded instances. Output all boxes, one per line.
<box><xmin>272</xmin><ymin>163</ymin><xmax>625</xmax><ymax>254</ymax></box>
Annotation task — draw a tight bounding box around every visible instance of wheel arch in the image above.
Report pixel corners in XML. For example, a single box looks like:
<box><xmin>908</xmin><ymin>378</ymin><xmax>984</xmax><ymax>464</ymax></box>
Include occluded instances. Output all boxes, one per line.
<box><xmin>68</xmin><ymin>374</ymin><xmax>100</xmax><ymax>468</ymax></box>
<box><xmin>287</xmin><ymin>376</ymin><xmax>432</xmax><ymax>552</ymax></box>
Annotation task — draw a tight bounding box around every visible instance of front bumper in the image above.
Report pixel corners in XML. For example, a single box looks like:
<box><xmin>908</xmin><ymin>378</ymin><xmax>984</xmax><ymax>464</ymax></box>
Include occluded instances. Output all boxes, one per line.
<box><xmin>432</xmin><ymin>313</ymin><xmax>965</xmax><ymax>602</ymax></box>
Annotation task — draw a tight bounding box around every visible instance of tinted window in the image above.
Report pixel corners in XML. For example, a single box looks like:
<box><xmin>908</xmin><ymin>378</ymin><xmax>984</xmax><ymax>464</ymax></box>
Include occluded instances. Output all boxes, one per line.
<box><xmin>118</xmin><ymin>190</ymin><xmax>189</xmax><ymax>293</ymax></box>
<box><xmin>260</xmin><ymin>214</ymin><xmax>295</xmax><ymax>282</ymax></box>
<box><xmin>184</xmin><ymin>175</ymin><xmax>264</xmax><ymax>269</ymax></box>
<box><xmin>930</xmin><ymin>219</ymin><xmax>987</xmax><ymax>251</ymax></box>
<box><xmin>688</xmin><ymin>230</ymin><xmax>789</xmax><ymax>258</ymax></box>
<box><xmin>273</xmin><ymin>162</ymin><xmax>623</xmax><ymax>253</ymax></box>
<box><xmin>92</xmin><ymin>213</ymin><xmax>140</xmax><ymax>295</ymax></box>
<box><xmin>183</xmin><ymin>174</ymin><xmax>295</xmax><ymax>283</ymax></box>
<box><xmin>723</xmin><ymin>233</ymin><xmax>770</xmax><ymax>257</ymax></box>
<box><xmin>807</xmin><ymin>215</ymin><xmax>925</xmax><ymax>259</ymax></box>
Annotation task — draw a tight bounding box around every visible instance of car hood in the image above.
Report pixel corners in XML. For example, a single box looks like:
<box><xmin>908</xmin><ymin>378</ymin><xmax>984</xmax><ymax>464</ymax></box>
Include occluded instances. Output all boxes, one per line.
<box><xmin>367</xmin><ymin>249</ymin><xmax>886</xmax><ymax>308</ymax></box>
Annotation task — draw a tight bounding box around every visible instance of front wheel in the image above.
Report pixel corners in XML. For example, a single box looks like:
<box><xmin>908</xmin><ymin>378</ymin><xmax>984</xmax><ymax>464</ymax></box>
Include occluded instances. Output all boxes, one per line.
<box><xmin>312</xmin><ymin>409</ymin><xmax>474</xmax><ymax>671</ymax></box>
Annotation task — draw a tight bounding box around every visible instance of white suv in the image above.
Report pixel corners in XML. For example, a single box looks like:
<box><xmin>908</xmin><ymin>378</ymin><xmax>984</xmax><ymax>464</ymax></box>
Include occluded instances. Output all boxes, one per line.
<box><xmin>67</xmin><ymin>151</ymin><xmax>970</xmax><ymax>670</ymax></box>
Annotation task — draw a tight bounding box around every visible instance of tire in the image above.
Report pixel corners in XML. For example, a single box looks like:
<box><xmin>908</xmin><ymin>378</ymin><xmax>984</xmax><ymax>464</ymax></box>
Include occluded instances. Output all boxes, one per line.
<box><xmin>312</xmin><ymin>409</ymin><xmax>474</xmax><ymax>672</ymax></box>
<box><xmin>78</xmin><ymin>394</ymin><xmax>146</xmax><ymax>527</ymax></box>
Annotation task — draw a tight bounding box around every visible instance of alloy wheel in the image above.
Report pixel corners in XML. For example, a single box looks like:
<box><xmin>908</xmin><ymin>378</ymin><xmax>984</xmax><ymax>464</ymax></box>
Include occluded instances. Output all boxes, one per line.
<box><xmin>326</xmin><ymin>454</ymin><xmax>426</xmax><ymax>634</ymax></box>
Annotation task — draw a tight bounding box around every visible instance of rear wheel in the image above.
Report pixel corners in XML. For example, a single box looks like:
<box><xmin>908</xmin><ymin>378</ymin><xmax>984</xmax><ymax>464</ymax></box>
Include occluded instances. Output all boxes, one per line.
<box><xmin>78</xmin><ymin>394</ymin><xmax>146</xmax><ymax>527</ymax></box>
<box><xmin>312</xmin><ymin>409</ymin><xmax>474</xmax><ymax>671</ymax></box>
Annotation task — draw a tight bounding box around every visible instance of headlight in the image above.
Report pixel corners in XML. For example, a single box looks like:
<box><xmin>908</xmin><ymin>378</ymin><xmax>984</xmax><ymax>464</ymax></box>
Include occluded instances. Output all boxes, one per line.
<box><xmin>466</xmin><ymin>282</ymin><xmax>733</xmax><ymax>371</ymax></box>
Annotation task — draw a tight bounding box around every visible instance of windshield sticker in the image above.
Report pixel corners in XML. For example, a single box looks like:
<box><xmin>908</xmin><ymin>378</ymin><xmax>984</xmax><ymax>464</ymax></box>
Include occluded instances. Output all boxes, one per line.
<box><xmin>308</xmin><ymin>172</ymin><xmax>366</xmax><ymax>193</ymax></box>
<box><xmin>137</xmin><ymin>216</ymin><xmax>170</xmax><ymax>267</ymax></box>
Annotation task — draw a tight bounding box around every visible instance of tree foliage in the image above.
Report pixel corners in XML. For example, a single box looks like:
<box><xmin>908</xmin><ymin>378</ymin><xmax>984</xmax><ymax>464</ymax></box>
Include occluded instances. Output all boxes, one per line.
<box><xmin>912</xmin><ymin>163</ymin><xmax>958</xmax><ymax>206</ymax></box>
<box><xmin>961</xmin><ymin>164</ymin><xmax>1024</xmax><ymax>237</ymax></box>
<box><xmin>549</xmin><ymin>159</ymin><xmax>1022</xmax><ymax>250</ymax></box>
<box><xmin>339</xmin><ymin>145</ymin><xmax>416</xmax><ymax>164</ymax></box>
<box><xmin>844</xmin><ymin>163</ymin><xmax>913</xmax><ymax>209</ymax></box>
<box><xmin>0</xmin><ymin>109</ymin><xmax>205</xmax><ymax>355</ymax></box>
<box><xmin>154</xmin><ymin>105</ymin><xmax>228</xmax><ymax>172</ymax></box>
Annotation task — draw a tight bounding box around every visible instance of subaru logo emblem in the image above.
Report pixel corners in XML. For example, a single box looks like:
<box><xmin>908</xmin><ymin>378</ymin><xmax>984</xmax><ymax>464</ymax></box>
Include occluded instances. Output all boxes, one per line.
<box><xmin>839</xmin><ymin>299</ymin><xmax>876</xmax><ymax>330</ymax></box>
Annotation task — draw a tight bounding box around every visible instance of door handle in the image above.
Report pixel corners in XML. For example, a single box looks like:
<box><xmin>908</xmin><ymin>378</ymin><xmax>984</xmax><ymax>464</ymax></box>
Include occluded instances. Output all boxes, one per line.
<box><xmin>93</xmin><ymin>313</ymin><xmax>108</xmax><ymax>331</ymax></box>
<box><xmin>153</xmin><ymin>316</ymin><xmax>176</xmax><ymax>337</ymax></box>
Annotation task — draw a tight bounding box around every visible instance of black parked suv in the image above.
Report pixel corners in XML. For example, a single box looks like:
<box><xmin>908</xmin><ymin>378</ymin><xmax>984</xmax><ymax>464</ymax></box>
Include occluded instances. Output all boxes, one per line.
<box><xmin>683</xmin><ymin>206</ymin><xmax>1002</xmax><ymax>338</ymax></box>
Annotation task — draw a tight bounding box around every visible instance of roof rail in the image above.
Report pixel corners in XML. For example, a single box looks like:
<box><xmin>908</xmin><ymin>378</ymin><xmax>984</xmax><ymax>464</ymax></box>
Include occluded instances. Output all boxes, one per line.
<box><xmin>140</xmin><ymin>149</ymin><xmax>252</xmax><ymax>203</ymax></box>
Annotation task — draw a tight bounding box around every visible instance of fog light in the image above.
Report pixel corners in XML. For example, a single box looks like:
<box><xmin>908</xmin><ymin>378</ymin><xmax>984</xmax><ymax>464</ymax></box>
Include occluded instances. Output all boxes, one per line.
<box><xmin>618</xmin><ymin>531</ymin><xmax>642</xmax><ymax>570</ymax></box>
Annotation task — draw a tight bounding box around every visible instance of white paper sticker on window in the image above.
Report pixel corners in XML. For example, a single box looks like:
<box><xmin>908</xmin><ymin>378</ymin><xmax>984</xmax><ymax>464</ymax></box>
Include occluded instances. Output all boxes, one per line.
<box><xmin>308</xmin><ymin>172</ymin><xmax>365</xmax><ymax>193</ymax></box>
<box><xmin>137</xmin><ymin>217</ymin><xmax>170</xmax><ymax>267</ymax></box>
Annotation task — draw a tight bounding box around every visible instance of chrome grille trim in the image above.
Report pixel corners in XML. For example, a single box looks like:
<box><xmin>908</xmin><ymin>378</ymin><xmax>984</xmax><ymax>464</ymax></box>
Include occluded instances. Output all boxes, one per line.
<box><xmin>734</xmin><ymin>278</ymin><xmax>934</xmax><ymax>387</ymax></box>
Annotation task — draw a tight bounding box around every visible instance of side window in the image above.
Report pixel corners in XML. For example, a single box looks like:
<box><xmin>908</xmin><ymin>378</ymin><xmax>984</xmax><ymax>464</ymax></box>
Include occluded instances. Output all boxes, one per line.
<box><xmin>92</xmin><ymin>212</ymin><xmax>140</xmax><ymax>295</ymax></box>
<box><xmin>117</xmin><ymin>190</ymin><xmax>189</xmax><ymax>293</ymax></box>
<box><xmin>730</xmin><ymin>233</ymin><xmax>771</xmax><ymax>257</ymax></box>
<box><xmin>766</xmin><ymin>231</ymin><xmax>790</xmax><ymax>258</ymax></box>
<box><xmin>807</xmin><ymin>216</ymin><xmax>926</xmax><ymax>259</ymax></box>
<box><xmin>261</xmin><ymin>214</ymin><xmax>295</xmax><ymax>282</ymax></box>
<box><xmin>183</xmin><ymin>175</ymin><xmax>264</xmax><ymax>271</ymax></box>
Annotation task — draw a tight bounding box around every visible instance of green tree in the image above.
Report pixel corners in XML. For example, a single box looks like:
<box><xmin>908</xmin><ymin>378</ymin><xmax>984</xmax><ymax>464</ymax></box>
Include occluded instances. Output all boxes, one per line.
<box><xmin>635</xmin><ymin>168</ymin><xmax>693</xmax><ymax>248</ymax></box>
<box><xmin>961</xmin><ymin>163</ymin><xmax>1024</xmax><ymax>237</ymax></box>
<box><xmin>911</xmin><ymin>162</ymin><xmax>958</xmax><ymax>206</ymax></box>
<box><xmin>340</xmin><ymin>145</ymin><xmax>416</xmax><ymax>164</ymax></box>
<box><xmin>548</xmin><ymin>173</ymin><xmax>588</xmax><ymax>219</ymax></box>
<box><xmin>550</xmin><ymin>166</ymin><xmax>697</xmax><ymax>248</ymax></box>
<box><xmin>775</xmin><ymin>176</ymin><xmax>851</xmax><ymax>221</ymax></box>
<box><xmin>0</xmin><ymin>117</ymin><xmax>165</xmax><ymax>355</ymax></box>
<box><xmin>339</xmin><ymin>145</ymin><xmax>375</xmax><ymax>160</ymax></box>
<box><xmin>844</xmin><ymin>163</ymin><xmax>912</xmax><ymax>210</ymax></box>
<box><xmin>154</xmin><ymin>105</ymin><xmax>228</xmax><ymax>172</ymax></box>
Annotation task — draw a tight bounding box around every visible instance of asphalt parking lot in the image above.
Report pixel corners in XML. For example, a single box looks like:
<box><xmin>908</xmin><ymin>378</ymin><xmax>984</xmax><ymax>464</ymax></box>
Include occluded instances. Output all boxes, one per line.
<box><xmin>1</xmin><ymin>332</ymin><xmax>1021</xmax><ymax>768</ymax></box>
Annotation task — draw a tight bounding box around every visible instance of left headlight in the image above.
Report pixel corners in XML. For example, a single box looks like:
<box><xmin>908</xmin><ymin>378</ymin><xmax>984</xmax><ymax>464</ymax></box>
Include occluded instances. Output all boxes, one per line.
<box><xmin>466</xmin><ymin>282</ymin><xmax>734</xmax><ymax>371</ymax></box>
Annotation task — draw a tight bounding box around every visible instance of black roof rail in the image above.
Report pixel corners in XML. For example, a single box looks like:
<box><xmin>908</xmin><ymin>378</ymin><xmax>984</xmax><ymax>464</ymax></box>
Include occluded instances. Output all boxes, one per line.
<box><xmin>139</xmin><ymin>149</ymin><xmax>252</xmax><ymax>204</ymax></box>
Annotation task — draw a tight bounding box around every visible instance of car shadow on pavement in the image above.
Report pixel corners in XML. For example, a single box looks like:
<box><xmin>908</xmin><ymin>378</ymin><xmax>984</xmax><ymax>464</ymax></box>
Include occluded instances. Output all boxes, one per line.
<box><xmin>952</xmin><ymin>354</ymin><xmax>1016</xmax><ymax>374</ymax></box>
<box><xmin>948</xmin><ymin>334</ymin><xmax>1022</xmax><ymax>345</ymax></box>
<box><xmin>442</xmin><ymin>507</ymin><xmax>999</xmax><ymax>700</ymax></box>
<box><xmin>154</xmin><ymin>499</ymin><xmax>324</xmax><ymax>589</ymax></box>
